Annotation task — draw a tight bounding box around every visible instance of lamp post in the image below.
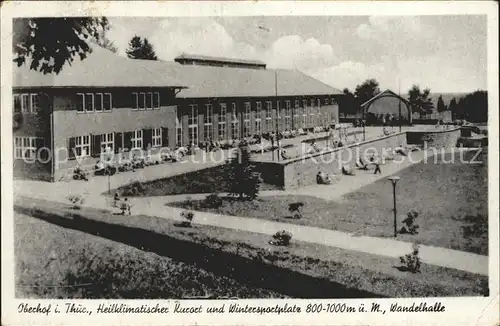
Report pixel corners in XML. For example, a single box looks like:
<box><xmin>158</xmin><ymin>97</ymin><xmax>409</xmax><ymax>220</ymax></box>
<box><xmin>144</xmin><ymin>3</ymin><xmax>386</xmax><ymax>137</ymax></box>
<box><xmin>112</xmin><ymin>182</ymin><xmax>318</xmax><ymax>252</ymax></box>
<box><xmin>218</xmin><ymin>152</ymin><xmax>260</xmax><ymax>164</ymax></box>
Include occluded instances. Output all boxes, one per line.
<box><xmin>388</xmin><ymin>176</ymin><xmax>400</xmax><ymax>237</ymax></box>
<box><xmin>275</xmin><ymin>70</ymin><xmax>280</xmax><ymax>162</ymax></box>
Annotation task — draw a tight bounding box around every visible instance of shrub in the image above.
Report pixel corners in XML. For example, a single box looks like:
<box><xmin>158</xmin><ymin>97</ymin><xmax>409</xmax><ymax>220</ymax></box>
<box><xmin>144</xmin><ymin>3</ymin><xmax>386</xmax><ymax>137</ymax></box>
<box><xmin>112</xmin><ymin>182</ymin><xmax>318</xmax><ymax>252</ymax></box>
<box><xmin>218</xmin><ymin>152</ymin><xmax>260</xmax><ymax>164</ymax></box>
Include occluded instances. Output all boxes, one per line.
<box><xmin>204</xmin><ymin>194</ymin><xmax>223</xmax><ymax>209</ymax></box>
<box><xmin>399</xmin><ymin>243</ymin><xmax>421</xmax><ymax>273</ymax></box>
<box><xmin>400</xmin><ymin>210</ymin><xmax>420</xmax><ymax>235</ymax></box>
<box><xmin>179</xmin><ymin>210</ymin><xmax>195</xmax><ymax>227</ymax></box>
<box><xmin>225</xmin><ymin>142</ymin><xmax>262</xmax><ymax>200</ymax></box>
<box><xmin>288</xmin><ymin>202</ymin><xmax>304</xmax><ymax>219</ymax></box>
<box><xmin>269</xmin><ymin>230</ymin><xmax>292</xmax><ymax>246</ymax></box>
<box><xmin>67</xmin><ymin>195</ymin><xmax>84</xmax><ymax>209</ymax></box>
<box><xmin>122</xmin><ymin>181</ymin><xmax>145</xmax><ymax>196</ymax></box>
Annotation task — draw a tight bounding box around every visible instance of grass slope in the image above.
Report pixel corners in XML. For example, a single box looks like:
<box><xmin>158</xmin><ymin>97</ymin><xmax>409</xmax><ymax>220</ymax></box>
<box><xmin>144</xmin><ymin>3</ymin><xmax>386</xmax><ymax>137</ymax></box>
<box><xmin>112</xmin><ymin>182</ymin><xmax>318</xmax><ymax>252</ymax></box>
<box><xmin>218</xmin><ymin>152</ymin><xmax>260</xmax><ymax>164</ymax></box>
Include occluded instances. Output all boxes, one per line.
<box><xmin>15</xmin><ymin>212</ymin><xmax>285</xmax><ymax>299</ymax></box>
<box><xmin>14</xmin><ymin>197</ymin><xmax>488</xmax><ymax>298</ymax></box>
<box><xmin>171</xmin><ymin>150</ymin><xmax>488</xmax><ymax>254</ymax></box>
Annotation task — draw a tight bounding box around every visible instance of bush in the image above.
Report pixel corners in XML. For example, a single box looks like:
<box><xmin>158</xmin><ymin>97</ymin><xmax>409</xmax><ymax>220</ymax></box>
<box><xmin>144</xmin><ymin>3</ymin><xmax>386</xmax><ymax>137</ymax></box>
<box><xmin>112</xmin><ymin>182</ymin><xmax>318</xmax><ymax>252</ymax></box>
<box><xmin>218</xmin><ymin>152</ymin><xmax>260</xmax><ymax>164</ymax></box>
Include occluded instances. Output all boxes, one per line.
<box><xmin>67</xmin><ymin>195</ymin><xmax>84</xmax><ymax>209</ymax></box>
<box><xmin>269</xmin><ymin>230</ymin><xmax>292</xmax><ymax>246</ymax></box>
<box><xmin>399</xmin><ymin>243</ymin><xmax>421</xmax><ymax>273</ymax></box>
<box><xmin>288</xmin><ymin>202</ymin><xmax>304</xmax><ymax>219</ymax></box>
<box><xmin>122</xmin><ymin>181</ymin><xmax>145</xmax><ymax>196</ymax></box>
<box><xmin>204</xmin><ymin>194</ymin><xmax>223</xmax><ymax>209</ymax></box>
<box><xmin>400</xmin><ymin>210</ymin><xmax>420</xmax><ymax>235</ymax></box>
<box><xmin>179</xmin><ymin>210</ymin><xmax>195</xmax><ymax>227</ymax></box>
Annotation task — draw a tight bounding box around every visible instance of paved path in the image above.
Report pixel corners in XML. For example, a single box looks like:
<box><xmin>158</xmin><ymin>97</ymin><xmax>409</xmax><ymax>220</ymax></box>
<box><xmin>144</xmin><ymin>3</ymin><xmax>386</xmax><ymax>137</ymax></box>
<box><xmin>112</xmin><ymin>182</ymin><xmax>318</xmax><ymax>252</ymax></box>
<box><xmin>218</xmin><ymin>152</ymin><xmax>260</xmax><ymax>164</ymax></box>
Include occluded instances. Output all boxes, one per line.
<box><xmin>14</xmin><ymin>147</ymin><xmax>487</xmax><ymax>276</ymax></box>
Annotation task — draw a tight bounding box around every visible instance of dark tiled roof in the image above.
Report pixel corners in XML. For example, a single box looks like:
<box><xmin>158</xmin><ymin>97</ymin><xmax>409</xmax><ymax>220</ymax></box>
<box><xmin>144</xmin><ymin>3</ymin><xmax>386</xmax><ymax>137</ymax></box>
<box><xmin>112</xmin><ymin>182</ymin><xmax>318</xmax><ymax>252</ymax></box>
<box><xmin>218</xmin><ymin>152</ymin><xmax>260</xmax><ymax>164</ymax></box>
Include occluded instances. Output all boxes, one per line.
<box><xmin>13</xmin><ymin>45</ymin><xmax>186</xmax><ymax>89</ymax></box>
<box><xmin>144</xmin><ymin>60</ymin><xmax>342</xmax><ymax>98</ymax></box>
<box><xmin>14</xmin><ymin>44</ymin><xmax>342</xmax><ymax>97</ymax></box>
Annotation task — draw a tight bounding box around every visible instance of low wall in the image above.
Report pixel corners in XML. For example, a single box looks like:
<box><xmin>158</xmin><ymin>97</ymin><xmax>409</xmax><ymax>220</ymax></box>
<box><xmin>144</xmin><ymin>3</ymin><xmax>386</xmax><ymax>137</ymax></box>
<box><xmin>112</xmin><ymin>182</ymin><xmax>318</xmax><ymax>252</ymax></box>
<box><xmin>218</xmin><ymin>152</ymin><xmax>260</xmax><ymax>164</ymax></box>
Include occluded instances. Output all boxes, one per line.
<box><xmin>256</xmin><ymin>127</ymin><xmax>462</xmax><ymax>190</ymax></box>
<box><xmin>406</xmin><ymin>128</ymin><xmax>461</xmax><ymax>148</ymax></box>
<box><xmin>261</xmin><ymin>132</ymin><xmax>406</xmax><ymax>189</ymax></box>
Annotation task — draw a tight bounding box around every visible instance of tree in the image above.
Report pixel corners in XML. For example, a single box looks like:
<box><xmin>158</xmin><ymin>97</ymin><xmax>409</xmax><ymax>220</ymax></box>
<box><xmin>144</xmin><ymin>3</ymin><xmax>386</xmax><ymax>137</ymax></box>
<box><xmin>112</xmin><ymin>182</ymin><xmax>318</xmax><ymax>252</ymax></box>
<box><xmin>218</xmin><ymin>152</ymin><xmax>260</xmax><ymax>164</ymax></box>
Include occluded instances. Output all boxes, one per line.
<box><xmin>13</xmin><ymin>17</ymin><xmax>109</xmax><ymax>74</ymax></box>
<box><xmin>449</xmin><ymin>97</ymin><xmax>457</xmax><ymax>120</ymax></box>
<box><xmin>225</xmin><ymin>141</ymin><xmax>261</xmax><ymax>200</ymax></box>
<box><xmin>338</xmin><ymin>88</ymin><xmax>360</xmax><ymax>117</ymax></box>
<box><xmin>437</xmin><ymin>95</ymin><xmax>446</xmax><ymax>113</ymax></box>
<box><xmin>126</xmin><ymin>36</ymin><xmax>158</xmax><ymax>60</ymax></box>
<box><xmin>408</xmin><ymin>85</ymin><xmax>434</xmax><ymax>117</ymax></box>
<box><xmin>355</xmin><ymin>79</ymin><xmax>381</xmax><ymax>105</ymax></box>
<box><xmin>456</xmin><ymin>90</ymin><xmax>488</xmax><ymax>122</ymax></box>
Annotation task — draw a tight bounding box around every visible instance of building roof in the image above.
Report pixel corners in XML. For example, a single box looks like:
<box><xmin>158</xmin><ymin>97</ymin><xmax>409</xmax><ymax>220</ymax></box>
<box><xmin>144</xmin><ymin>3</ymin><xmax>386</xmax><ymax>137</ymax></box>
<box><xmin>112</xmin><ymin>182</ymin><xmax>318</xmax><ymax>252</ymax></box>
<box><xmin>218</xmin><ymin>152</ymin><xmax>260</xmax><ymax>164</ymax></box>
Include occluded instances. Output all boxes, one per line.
<box><xmin>14</xmin><ymin>44</ymin><xmax>342</xmax><ymax>97</ymax></box>
<box><xmin>143</xmin><ymin>60</ymin><xmax>342</xmax><ymax>98</ymax></box>
<box><xmin>174</xmin><ymin>53</ymin><xmax>266</xmax><ymax>67</ymax></box>
<box><xmin>360</xmin><ymin>89</ymin><xmax>409</xmax><ymax>108</ymax></box>
<box><xmin>13</xmin><ymin>45</ymin><xmax>187</xmax><ymax>89</ymax></box>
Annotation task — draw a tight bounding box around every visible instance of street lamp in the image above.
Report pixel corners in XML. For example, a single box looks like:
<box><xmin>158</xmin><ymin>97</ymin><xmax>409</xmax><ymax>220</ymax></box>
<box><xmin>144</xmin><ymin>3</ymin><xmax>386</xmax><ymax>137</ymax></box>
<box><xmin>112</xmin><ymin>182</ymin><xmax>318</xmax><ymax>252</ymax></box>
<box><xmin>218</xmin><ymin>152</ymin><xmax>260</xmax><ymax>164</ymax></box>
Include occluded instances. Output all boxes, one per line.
<box><xmin>388</xmin><ymin>176</ymin><xmax>401</xmax><ymax>237</ymax></box>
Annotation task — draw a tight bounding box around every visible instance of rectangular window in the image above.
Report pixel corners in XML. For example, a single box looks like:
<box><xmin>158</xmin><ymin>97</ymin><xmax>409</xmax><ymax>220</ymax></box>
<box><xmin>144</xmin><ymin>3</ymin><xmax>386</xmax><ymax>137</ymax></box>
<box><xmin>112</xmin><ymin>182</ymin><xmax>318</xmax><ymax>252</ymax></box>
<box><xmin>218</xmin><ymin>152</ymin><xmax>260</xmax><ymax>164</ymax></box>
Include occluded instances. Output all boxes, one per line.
<box><xmin>131</xmin><ymin>130</ymin><xmax>143</xmax><ymax>149</ymax></box>
<box><xmin>75</xmin><ymin>135</ymin><xmax>91</xmax><ymax>158</ymax></box>
<box><xmin>219</xmin><ymin>103</ymin><xmax>227</xmax><ymax>123</ymax></box>
<box><xmin>204</xmin><ymin>104</ymin><xmax>213</xmax><ymax>140</ymax></box>
<box><xmin>77</xmin><ymin>93</ymin><xmax>85</xmax><ymax>112</ymax></box>
<box><xmin>85</xmin><ymin>94</ymin><xmax>94</xmax><ymax>112</ymax></box>
<box><xmin>256</xmin><ymin>101</ymin><xmax>262</xmax><ymax>111</ymax></box>
<box><xmin>146</xmin><ymin>92</ymin><xmax>153</xmax><ymax>110</ymax></box>
<box><xmin>95</xmin><ymin>93</ymin><xmax>103</xmax><ymax>112</ymax></box>
<box><xmin>265</xmin><ymin>101</ymin><xmax>273</xmax><ymax>132</ymax></box>
<box><xmin>189</xmin><ymin>104</ymin><xmax>199</xmax><ymax>126</ymax></box>
<box><xmin>218</xmin><ymin>103</ymin><xmax>226</xmax><ymax>140</ymax></box>
<box><xmin>254</xmin><ymin>118</ymin><xmax>262</xmax><ymax>135</ymax></box>
<box><xmin>188</xmin><ymin>105</ymin><xmax>199</xmax><ymax>145</ymax></box>
<box><xmin>139</xmin><ymin>93</ymin><xmax>146</xmax><ymax>110</ymax></box>
<box><xmin>13</xmin><ymin>94</ymin><xmax>21</xmax><ymax>113</ymax></box>
<box><xmin>100</xmin><ymin>133</ymin><xmax>114</xmax><ymax>153</ymax></box>
<box><xmin>266</xmin><ymin>101</ymin><xmax>272</xmax><ymax>118</ymax></box>
<box><xmin>231</xmin><ymin>103</ymin><xmax>239</xmax><ymax>139</ymax></box>
<box><xmin>231</xmin><ymin>120</ymin><xmax>239</xmax><ymax>139</ymax></box>
<box><xmin>152</xmin><ymin>128</ymin><xmax>162</xmax><ymax>147</ymax></box>
<box><xmin>21</xmin><ymin>94</ymin><xmax>30</xmax><ymax>113</ymax></box>
<box><xmin>30</xmin><ymin>94</ymin><xmax>39</xmax><ymax>113</ymax></box>
<box><xmin>243</xmin><ymin>102</ymin><xmax>251</xmax><ymax>137</ymax></box>
<box><xmin>311</xmin><ymin>99</ymin><xmax>315</xmax><ymax>107</ymax></box>
<box><xmin>14</xmin><ymin>136</ymin><xmax>42</xmax><ymax>159</ymax></box>
<box><xmin>302</xmin><ymin>106</ymin><xmax>307</xmax><ymax>127</ymax></box>
<box><xmin>104</xmin><ymin>93</ymin><xmax>112</xmax><ymax>111</ymax></box>
<box><xmin>153</xmin><ymin>92</ymin><xmax>160</xmax><ymax>109</ymax></box>
<box><xmin>176</xmin><ymin>115</ymin><xmax>183</xmax><ymax>147</ymax></box>
<box><xmin>285</xmin><ymin>100</ymin><xmax>291</xmax><ymax>130</ymax></box>
<box><xmin>231</xmin><ymin>103</ymin><xmax>237</xmax><ymax>121</ymax></box>
<box><xmin>132</xmin><ymin>92</ymin><xmax>138</xmax><ymax>110</ymax></box>
<box><xmin>205</xmin><ymin>104</ymin><xmax>213</xmax><ymax>124</ymax></box>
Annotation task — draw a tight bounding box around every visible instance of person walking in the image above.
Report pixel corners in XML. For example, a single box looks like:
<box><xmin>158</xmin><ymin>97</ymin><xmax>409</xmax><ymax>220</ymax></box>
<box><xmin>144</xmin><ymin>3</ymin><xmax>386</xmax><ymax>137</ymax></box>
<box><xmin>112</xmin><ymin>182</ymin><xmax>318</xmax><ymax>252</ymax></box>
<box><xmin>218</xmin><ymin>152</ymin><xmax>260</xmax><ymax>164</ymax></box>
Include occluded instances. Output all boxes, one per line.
<box><xmin>372</xmin><ymin>156</ymin><xmax>382</xmax><ymax>175</ymax></box>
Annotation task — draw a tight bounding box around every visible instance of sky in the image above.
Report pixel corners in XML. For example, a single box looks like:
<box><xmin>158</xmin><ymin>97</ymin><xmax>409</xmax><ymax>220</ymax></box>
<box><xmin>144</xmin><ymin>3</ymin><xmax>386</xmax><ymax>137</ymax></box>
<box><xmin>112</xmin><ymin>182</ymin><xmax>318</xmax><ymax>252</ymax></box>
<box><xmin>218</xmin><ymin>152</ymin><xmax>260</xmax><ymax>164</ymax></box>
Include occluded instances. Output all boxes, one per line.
<box><xmin>106</xmin><ymin>15</ymin><xmax>487</xmax><ymax>93</ymax></box>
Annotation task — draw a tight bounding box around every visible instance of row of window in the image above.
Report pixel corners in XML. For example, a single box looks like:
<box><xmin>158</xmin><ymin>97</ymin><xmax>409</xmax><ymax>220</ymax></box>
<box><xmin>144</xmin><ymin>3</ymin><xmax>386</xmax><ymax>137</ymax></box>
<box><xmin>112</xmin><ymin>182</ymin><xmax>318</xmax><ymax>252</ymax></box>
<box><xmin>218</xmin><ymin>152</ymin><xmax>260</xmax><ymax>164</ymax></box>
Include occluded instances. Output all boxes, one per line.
<box><xmin>14</xmin><ymin>136</ymin><xmax>45</xmax><ymax>159</ymax></box>
<box><xmin>132</xmin><ymin>92</ymin><xmax>161</xmax><ymax>110</ymax></box>
<box><xmin>69</xmin><ymin>128</ymin><xmax>166</xmax><ymax>159</ymax></box>
<box><xmin>13</xmin><ymin>94</ymin><xmax>39</xmax><ymax>113</ymax></box>
<box><xmin>77</xmin><ymin>93</ymin><xmax>113</xmax><ymax>113</ymax></box>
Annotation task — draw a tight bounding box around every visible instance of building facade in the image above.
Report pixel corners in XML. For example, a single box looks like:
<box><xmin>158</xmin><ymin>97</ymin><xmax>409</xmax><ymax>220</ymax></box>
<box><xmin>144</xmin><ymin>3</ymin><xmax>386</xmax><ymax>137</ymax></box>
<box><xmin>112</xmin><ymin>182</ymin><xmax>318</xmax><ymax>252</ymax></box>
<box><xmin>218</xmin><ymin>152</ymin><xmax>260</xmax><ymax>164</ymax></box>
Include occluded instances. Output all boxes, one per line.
<box><xmin>13</xmin><ymin>46</ymin><xmax>341</xmax><ymax>182</ymax></box>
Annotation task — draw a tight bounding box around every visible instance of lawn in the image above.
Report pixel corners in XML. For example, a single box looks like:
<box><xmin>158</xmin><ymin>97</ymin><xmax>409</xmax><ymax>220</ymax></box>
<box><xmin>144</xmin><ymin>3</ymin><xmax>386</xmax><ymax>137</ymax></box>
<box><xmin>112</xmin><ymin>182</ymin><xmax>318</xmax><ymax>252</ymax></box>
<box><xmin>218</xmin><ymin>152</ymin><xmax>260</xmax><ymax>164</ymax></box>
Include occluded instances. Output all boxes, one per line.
<box><xmin>114</xmin><ymin>164</ymin><xmax>278</xmax><ymax>197</ymax></box>
<box><xmin>14</xmin><ymin>197</ymin><xmax>488</xmax><ymax>298</ymax></box>
<box><xmin>170</xmin><ymin>149</ymin><xmax>488</xmax><ymax>255</ymax></box>
<box><xmin>14</xmin><ymin>212</ymin><xmax>285</xmax><ymax>299</ymax></box>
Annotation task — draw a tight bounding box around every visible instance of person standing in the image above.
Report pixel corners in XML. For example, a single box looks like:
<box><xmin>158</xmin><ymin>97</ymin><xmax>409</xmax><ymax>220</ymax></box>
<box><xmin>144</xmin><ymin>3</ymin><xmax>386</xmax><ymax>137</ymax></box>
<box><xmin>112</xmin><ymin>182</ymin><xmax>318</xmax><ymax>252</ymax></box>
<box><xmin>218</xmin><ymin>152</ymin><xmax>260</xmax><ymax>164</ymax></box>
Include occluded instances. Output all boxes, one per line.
<box><xmin>372</xmin><ymin>156</ymin><xmax>382</xmax><ymax>175</ymax></box>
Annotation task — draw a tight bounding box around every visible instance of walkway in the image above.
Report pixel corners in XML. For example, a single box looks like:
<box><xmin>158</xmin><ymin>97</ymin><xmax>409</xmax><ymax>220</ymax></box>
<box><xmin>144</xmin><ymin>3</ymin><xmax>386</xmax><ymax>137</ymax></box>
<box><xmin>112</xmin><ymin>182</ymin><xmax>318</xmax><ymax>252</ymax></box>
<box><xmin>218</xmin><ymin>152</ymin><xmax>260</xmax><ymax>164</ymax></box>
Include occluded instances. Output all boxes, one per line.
<box><xmin>14</xmin><ymin>147</ymin><xmax>487</xmax><ymax>276</ymax></box>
